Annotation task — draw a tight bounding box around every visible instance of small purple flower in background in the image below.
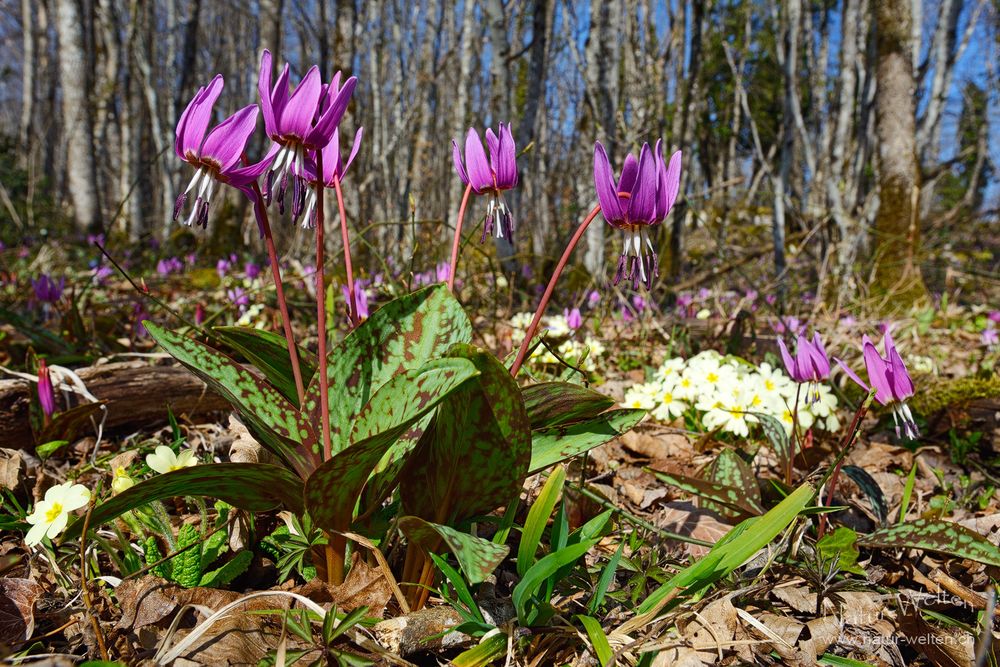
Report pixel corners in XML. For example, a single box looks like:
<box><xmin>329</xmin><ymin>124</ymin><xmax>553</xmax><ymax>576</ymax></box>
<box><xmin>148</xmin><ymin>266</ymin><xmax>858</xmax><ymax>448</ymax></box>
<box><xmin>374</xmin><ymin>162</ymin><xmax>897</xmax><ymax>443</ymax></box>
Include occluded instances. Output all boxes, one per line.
<box><xmin>983</xmin><ymin>326</ymin><xmax>998</xmax><ymax>350</ymax></box>
<box><xmin>185</xmin><ymin>253</ymin><xmax>198</xmax><ymax>266</ymax></box>
<box><xmin>133</xmin><ymin>303</ymin><xmax>150</xmax><ymax>337</ymax></box>
<box><xmin>521</xmin><ymin>264</ymin><xmax>534</xmax><ymax>280</ymax></box>
<box><xmin>587</xmin><ymin>290</ymin><xmax>601</xmax><ymax>309</ymax></box>
<box><xmin>258</xmin><ymin>50</ymin><xmax>358</xmax><ymax>215</ymax></box>
<box><xmin>37</xmin><ymin>359</ymin><xmax>56</xmax><ymax>418</ymax></box>
<box><xmin>342</xmin><ymin>282</ymin><xmax>369</xmax><ymax>321</ymax></box>
<box><xmin>435</xmin><ymin>262</ymin><xmax>451</xmax><ymax>283</ymax></box>
<box><xmin>988</xmin><ymin>311</ymin><xmax>1000</xmax><ymax>324</ymax></box>
<box><xmin>174</xmin><ymin>75</ymin><xmax>270</xmax><ymax>229</ymax></box>
<box><xmin>837</xmin><ymin>331</ymin><xmax>919</xmax><ymax>439</ymax></box>
<box><xmin>245</xmin><ymin>262</ymin><xmax>261</xmax><ymax>280</ymax></box>
<box><xmin>697</xmin><ymin>288</ymin><xmax>711</xmax><ymax>301</ymax></box>
<box><xmin>778</xmin><ymin>332</ymin><xmax>831</xmax><ymax>402</ymax></box>
<box><xmin>18</xmin><ymin>247</ymin><xmax>30</xmax><ymax>259</ymax></box>
<box><xmin>452</xmin><ymin>123</ymin><xmax>519</xmax><ymax>242</ymax></box>
<box><xmin>765</xmin><ymin>294</ymin><xmax>777</xmax><ymax>306</ymax></box>
<box><xmin>156</xmin><ymin>257</ymin><xmax>184</xmax><ymax>276</ymax></box>
<box><xmin>773</xmin><ymin>317</ymin><xmax>805</xmax><ymax>336</ymax></box>
<box><xmin>565</xmin><ymin>308</ymin><xmax>583</xmax><ymax>330</ymax></box>
<box><xmin>32</xmin><ymin>275</ymin><xmax>65</xmax><ymax>303</ymax></box>
<box><xmin>840</xmin><ymin>315</ymin><xmax>857</xmax><ymax>328</ymax></box>
<box><xmin>92</xmin><ymin>266</ymin><xmax>114</xmax><ymax>285</ymax></box>
<box><xmin>745</xmin><ymin>289</ymin><xmax>758</xmax><ymax>302</ymax></box>
<box><xmin>195</xmin><ymin>303</ymin><xmax>206</xmax><ymax>326</ymax></box>
<box><xmin>86</xmin><ymin>233</ymin><xmax>106</xmax><ymax>247</ymax></box>
<box><xmin>632</xmin><ymin>294</ymin><xmax>647</xmax><ymax>313</ymax></box>
<box><xmin>594</xmin><ymin>140</ymin><xmax>681</xmax><ymax>290</ymax></box>
<box><xmin>227</xmin><ymin>287</ymin><xmax>250</xmax><ymax>314</ymax></box>
<box><xmin>301</xmin><ymin>127</ymin><xmax>363</xmax><ymax>227</ymax></box>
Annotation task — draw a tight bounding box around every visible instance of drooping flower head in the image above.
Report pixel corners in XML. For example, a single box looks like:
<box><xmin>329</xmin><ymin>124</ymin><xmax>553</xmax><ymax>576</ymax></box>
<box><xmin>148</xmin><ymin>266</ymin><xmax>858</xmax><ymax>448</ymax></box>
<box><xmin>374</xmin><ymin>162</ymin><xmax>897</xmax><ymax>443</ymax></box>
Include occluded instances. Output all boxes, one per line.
<box><xmin>32</xmin><ymin>274</ymin><xmax>65</xmax><ymax>303</ymax></box>
<box><xmin>258</xmin><ymin>50</ymin><xmax>358</xmax><ymax>217</ymax></box>
<box><xmin>452</xmin><ymin>123</ymin><xmax>519</xmax><ymax>242</ymax></box>
<box><xmin>594</xmin><ymin>140</ymin><xmax>681</xmax><ymax>290</ymax></box>
<box><xmin>174</xmin><ymin>75</ymin><xmax>269</xmax><ymax>229</ymax></box>
<box><xmin>777</xmin><ymin>331</ymin><xmax>830</xmax><ymax>403</ymax></box>
<box><xmin>37</xmin><ymin>359</ymin><xmax>55</xmax><ymax>418</ymax></box>
<box><xmin>300</xmin><ymin>127</ymin><xmax>363</xmax><ymax>228</ymax></box>
<box><xmin>836</xmin><ymin>331</ymin><xmax>919</xmax><ymax>439</ymax></box>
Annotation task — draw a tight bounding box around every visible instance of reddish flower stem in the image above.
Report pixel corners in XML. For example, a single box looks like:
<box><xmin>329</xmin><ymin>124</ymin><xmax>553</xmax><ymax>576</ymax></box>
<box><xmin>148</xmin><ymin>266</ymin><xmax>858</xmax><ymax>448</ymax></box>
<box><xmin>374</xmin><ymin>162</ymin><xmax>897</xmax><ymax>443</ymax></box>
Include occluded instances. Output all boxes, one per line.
<box><xmin>509</xmin><ymin>204</ymin><xmax>602</xmax><ymax>378</ymax></box>
<box><xmin>250</xmin><ymin>180</ymin><xmax>306</xmax><ymax>408</ymax></box>
<box><xmin>332</xmin><ymin>177</ymin><xmax>358</xmax><ymax>327</ymax></box>
<box><xmin>315</xmin><ymin>152</ymin><xmax>332</xmax><ymax>462</ymax></box>
<box><xmin>447</xmin><ymin>184</ymin><xmax>474</xmax><ymax>291</ymax></box>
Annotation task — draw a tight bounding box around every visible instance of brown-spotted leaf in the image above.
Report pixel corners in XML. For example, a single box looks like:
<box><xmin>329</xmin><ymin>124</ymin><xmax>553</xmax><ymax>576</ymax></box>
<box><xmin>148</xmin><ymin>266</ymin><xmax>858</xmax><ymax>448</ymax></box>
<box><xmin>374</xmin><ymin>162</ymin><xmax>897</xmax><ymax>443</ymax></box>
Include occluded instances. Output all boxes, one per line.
<box><xmin>145</xmin><ymin>322</ymin><xmax>319</xmax><ymax>477</ymax></box>
<box><xmin>858</xmin><ymin>518</ymin><xmax>1000</xmax><ymax>567</ymax></box>
<box><xmin>304</xmin><ymin>358</ymin><xmax>479</xmax><ymax>534</ymax></box>
<box><xmin>648</xmin><ymin>468</ymin><xmax>760</xmax><ymax>519</ymax></box>
<box><xmin>398</xmin><ymin>516</ymin><xmax>509</xmax><ymax>584</ymax></box>
<box><xmin>400</xmin><ymin>344</ymin><xmax>530</xmax><ymax>524</ymax></box>
<box><xmin>63</xmin><ymin>463</ymin><xmax>303</xmax><ymax>541</ymax></box>
<box><xmin>213</xmin><ymin>326</ymin><xmax>317</xmax><ymax>406</ymax></box>
<box><xmin>520</xmin><ymin>382</ymin><xmax>615</xmax><ymax>429</ymax></box>
<box><xmin>302</xmin><ymin>284</ymin><xmax>472</xmax><ymax>458</ymax></box>
<box><xmin>705</xmin><ymin>448</ymin><xmax>763</xmax><ymax>519</ymax></box>
<box><xmin>528</xmin><ymin>408</ymin><xmax>645</xmax><ymax>474</ymax></box>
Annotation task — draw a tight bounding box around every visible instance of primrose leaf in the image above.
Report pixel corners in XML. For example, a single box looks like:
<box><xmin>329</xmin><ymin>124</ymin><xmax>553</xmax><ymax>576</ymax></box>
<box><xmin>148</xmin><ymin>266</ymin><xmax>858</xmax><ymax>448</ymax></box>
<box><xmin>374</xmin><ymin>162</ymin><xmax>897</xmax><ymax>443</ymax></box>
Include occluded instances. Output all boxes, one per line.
<box><xmin>145</xmin><ymin>322</ymin><xmax>319</xmax><ymax>477</ymax></box>
<box><xmin>400</xmin><ymin>344</ymin><xmax>531</xmax><ymax>524</ymax></box>
<box><xmin>520</xmin><ymin>382</ymin><xmax>615</xmax><ymax>429</ymax></box>
<box><xmin>63</xmin><ymin>463</ymin><xmax>303</xmax><ymax>541</ymax></box>
<box><xmin>304</xmin><ymin>358</ymin><xmax>480</xmax><ymax>534</ymax></box>
<box><xmin>174</xmin><ymin>524</ymin><xmax>203</xmax><ymax>588</ymax></box>
<box><xmin>303</xmin><ymin>284</ymin><xmax>472</xmax><ymax>458</ymax></box>
<box><xmin>528</xmin><ymin>409</ymin><xmax>645</xmax><ymax>474</ymax></box>
<box><xmin>213</xmin><ymin>326</ymin><xmax>317</xmax><ymax>406</ymax></box>
<box><xmin>399</xmin><ymin>516</ymin><xmax>509</xmax><ymax>585</ymax></box>
<box><xmin>199</xmin><ymin>551</ymin><xmax>253</xmax><ymax>588</ymax></box>
<box><xmin>857</xmin><ymin>518</ymin><xmax>1000</xmax><ymax>567</ymax></box>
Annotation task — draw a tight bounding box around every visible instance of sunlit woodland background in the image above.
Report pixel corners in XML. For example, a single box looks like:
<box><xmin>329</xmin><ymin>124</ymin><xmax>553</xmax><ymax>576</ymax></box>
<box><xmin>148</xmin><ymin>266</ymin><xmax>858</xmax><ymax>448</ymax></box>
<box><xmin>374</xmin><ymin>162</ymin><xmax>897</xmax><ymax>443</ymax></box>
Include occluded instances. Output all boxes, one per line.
<box><xmin>0</xmin><ymin>0</ymin><xmax>997</xmax><ymax>310</ymax></box>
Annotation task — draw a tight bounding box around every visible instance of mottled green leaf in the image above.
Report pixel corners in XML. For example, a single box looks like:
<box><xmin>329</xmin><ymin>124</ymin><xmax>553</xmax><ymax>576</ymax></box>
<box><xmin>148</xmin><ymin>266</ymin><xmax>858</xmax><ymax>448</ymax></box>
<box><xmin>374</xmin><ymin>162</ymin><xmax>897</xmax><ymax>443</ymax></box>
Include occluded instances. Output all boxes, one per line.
<box><xmin>303</xmin><ymin>284</ymin><xmax>472</xmax><ymax>458</ymax></box>
<box><xmin>213</xmin><ymin>326</ymin><xmax>317</xmax><ymax>406</ymax></box>
<box><xmin>649</xmin><ymin>468</ymin><xmax>759</xmax><ymax>518</ymax></box>
<box><xmin>174</xmin><ymin>524</ymin><xmax>202</xmax><ymax>588</ymax></box>
<box><xmin>857</xmin><ymin>518</ymin><xmax>1000</xmax><ymax>567</ymax></box>
<box><xmin>398</xmin><ymin>516</ymin><xmax>509</xmax><ymax>585</ymax></box>
<box><xmin>199</xmin><ymin>550</ymin><xmax>253</xmax><ymax>588</ymax></box>
<box><xmin>144</xmin><ymin>536</ymin><xmax>170</xmax><ymax>579</ymax></box>
<box><xmin>521</xmin><ymin>382</ymin><xmax>615</xmax><ymax>429</ymax></box>
<box><xmin>705</xmin><ymin>449</ymin><xmax>763</xmax><ymax>518</ymax></box>
<box><xmin>304</xmin><ymin>358</ymin><xmax>480</xmax><ymax>534</ymax></box>
<box><xmin>400</xmin><ymin>344</ymin><xmax>530</xmax><ymax>524</ymax></box>
<box><xmin>528</xmin><ymin>409</ymin><xmax>644</xmax><ymax>474</ymax></box>
<box><xmin>63</xmin><ymin>463</ymin><xmax>303</xmax><ymax>541</ymax></box>
<box><xmin>145</xmin><ymin>322</ymin><xmax>319</xmax><ymax>476</ymax></box>
<box><xmin>841</xmin><ymin>465</ymin><xmax>888</xmax><ymax>525</ymax></box>
<box><xmin>754</xmin><ymin>412</ymin><xmax>790</xmax><ymax>463</ymax></box>
<box><xmin>636</xmin><ymin>484</ymin><xmax>813</xmax><ymax>616</ymax></box>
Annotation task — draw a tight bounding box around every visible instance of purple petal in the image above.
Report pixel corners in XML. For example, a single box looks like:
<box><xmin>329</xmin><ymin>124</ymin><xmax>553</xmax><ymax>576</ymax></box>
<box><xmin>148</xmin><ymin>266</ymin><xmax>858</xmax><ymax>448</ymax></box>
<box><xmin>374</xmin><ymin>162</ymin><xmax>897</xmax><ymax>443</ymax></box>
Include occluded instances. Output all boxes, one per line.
<box><xmin>662</xmin><ymin>150</ymin><xmax>682</xmax><ymax>214</ymax></box>
<box><xmin>835</xmin><ymin>357</ymin><xmax>870</xmax><ymax>393</ymax></box>
<box><xmin>810</xmin><ymin>332</ymin><xmax>831</xmax><ymax>379</ymax></box>
<box><xmin>271</xmin><ymin>64</ymin><xmax>292</xmax><ymax>129</ymax></box>
<box><xmin>627</xmin><ymin>143</ymin><xmax>657</xmax><ymax>224</ymax></box>
<box><xmin>202</xmin><ymin>105</ymin><xmax>259</xmax><ymax>172</ymax></box>
<box><xmin>464</xmin><ymin>128</ymin><xmax>492</xmax><ymax>192</ymax></box>
<box><xmin>618</xmin><ymin>153</ymin><xmax>639</xmax><ymax>194</ymax></box>
<box><xmin>777</xmin><ymin>337</ymin><xmax>798</xmax><ymax>380</ymax></box>
<box><xmin>258</xmin><ymin>51</ymin><xmax>276</xmax><ymax>137</ymax></box>
<box><xmin>862</xmin><ymin>340</ymin><xmax>893</xmax><ymax>405</ymax></box>
<box><xmin>452</xmin><ymin>139</ymin><xmax>469</xmax><ymax>184</ymax></box>
<box><xmin>795</xmin><ymin>334</ymin><xmax>815</xmax><ymax>381</ymax></box>
<box><xmin>281</xmin><ymin>66</ymin><xmax>323</xmax><ymax>139</ymax></box>
<box><xmin>653</xmin><ymin>140</ymin><xmax>668</xmax><ymax>220</ymax></box>
<box><xmin>343</xmin><ymin>127</ymin><xmax>363</xmax><ymax>178</ymax></box>
<box><xmin>305</xmin><ymin>76</ymin><xmax>357</xmax><ymax>149</ymax></box>
<box><xmin>494</xmin><ymin>123</ymin><xmax>517</xmax><ymax>189</ymax></box>
<box><xmin>593</xmin><ymin>142</ymin><xmax>622</xmax><ymax>224</ymax></box>
<box><xmin>485</xmin><ymin>127</ymin><xmax>500</xmax><ymax>166</ymax></box>
<box><xmin>175</xmin><ymin>74</ymin><xmax>223</xmax><ymax>160</ymax></box>
<box><xmin>887</xmin><ymin>348</ymin><xmax>914</xmax><ymax>400</ymax></box>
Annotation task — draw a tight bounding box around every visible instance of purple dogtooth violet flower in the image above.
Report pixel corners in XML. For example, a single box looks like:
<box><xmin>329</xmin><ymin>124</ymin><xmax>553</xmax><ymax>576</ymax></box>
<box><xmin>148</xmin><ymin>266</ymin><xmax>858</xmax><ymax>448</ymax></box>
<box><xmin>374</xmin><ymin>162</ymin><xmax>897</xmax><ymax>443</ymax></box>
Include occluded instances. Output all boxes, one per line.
<box><xmin>777</xmin><ymin>331</ymin><xmax>831</xmax><ymax>403</ymax></box>
<box><xmin>32</xmin><ymin>274</ymin><xmax>65</xmax><ymax>303</ymax></box>
<box><xmin>300</xmin><ymin>127</ymin><xmax>363</xmax><ymax>228</ymax></box>
<box><xmin>836</xmin><ymin>330</ymin><xmax>919</xmax><ymax>439</ymax></box>
<box><xmin>452</xmin><ymin>123</ymin><xmax>519</xmax><ymax>242</ymax></box>
<box><xmin>37</xmin><ymin>359</ymin><xmax>55</xmax><ymax>418</ymax></box>
<box><xmin>174</xmin><ymin>75</ymin><xmax>269</xmax><ymax>229</ymax></box>
<box><xmin>258</xmin><ymin>50</ymin><xmax>358</xmax><ymax>217</ymax></box>
<box><xmin>594</xmin><ymin>140</ymin><xmax>681</xmax><ymax>290</ymax></box>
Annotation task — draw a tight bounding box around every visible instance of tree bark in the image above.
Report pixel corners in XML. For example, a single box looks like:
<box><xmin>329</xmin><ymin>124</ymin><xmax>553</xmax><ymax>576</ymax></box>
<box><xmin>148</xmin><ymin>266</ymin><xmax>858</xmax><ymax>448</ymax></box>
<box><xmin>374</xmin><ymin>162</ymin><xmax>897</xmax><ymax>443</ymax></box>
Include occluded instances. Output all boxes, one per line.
<box><xmin>19</xmin><ymin>0</ymin><xmax>35</xmax><ymax>170</ymax></box>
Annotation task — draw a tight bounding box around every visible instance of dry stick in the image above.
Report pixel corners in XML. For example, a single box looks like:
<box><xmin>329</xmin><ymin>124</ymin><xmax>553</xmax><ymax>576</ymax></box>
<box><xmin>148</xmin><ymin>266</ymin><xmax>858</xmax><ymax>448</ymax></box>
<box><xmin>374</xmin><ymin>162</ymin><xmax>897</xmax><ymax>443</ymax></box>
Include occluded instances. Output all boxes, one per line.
<box><xmin>333</xmin><ymin>177</ymin><xmax>358</xmax><ymax>327</ymax></box>
<box><xmin>250</xmin><ymin>179</ymin><xmax>306</xmax><ymax>408</ymax></box>
<box><xmin>79</xmin><ymin>489</ymin><xmax>110</xmax><ymax>661</ymax></box>
<box><xmin>509</xmin><ymin>204</ymin><xmax>603</xmax><ymax>378</ymax></box>
<box><xmin>447</xmin><ymin>184</ymin><xmax>474</xmax><ymax>291</ymax></box>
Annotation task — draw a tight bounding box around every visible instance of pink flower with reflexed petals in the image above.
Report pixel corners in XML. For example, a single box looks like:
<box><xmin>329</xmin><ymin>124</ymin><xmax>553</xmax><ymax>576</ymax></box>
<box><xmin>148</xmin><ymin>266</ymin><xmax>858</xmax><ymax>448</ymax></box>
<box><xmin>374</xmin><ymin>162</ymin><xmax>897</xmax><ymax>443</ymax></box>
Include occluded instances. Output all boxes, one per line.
<box><xmin>836</xmin><ymin>331</ymin><xmax>919</xmax><ymax>439</ymax></box>
<box><xmin>299</xmin><ymin>127</ymin><xmax>363</xmax><ymax>228</ymax></box>
<box><xmin>778</xmin><ymin>332</ymin><xmax>831</xmax><ymax>403</ymax></box>
<box><xmin>174</xmin><ymin>75</ymin><xmax>270</xmax><ymax>229</ymax></box>
<box><xmin>258</xmin><ymin>50</ymin><xmax>357</xmax><ymax>217</ymax></box>
<box><xmin>452</xmin><ymin>123</ymin><xmax>519</xmax><ymax>242</ymax></box>
<box><xmin>594</xmin><ymin>140</ymin><xmax>681</xmax><ymax>290</ymax></box>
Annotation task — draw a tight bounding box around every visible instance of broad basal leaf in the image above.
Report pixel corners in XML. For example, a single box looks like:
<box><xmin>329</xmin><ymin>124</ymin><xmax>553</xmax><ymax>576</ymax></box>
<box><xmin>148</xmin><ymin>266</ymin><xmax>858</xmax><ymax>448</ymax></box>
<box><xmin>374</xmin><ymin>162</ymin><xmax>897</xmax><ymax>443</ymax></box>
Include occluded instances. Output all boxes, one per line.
<box><xmin>649</xmin><ymin>468</ymin><xmax>760</xmax><ymax>518</ymax></box>
<box><xmin>857</xmin><ymin>518</ymin><xmax>1000</xmax><ymax>567</ymax></box>
<box><xmin>213</xmin><ymin>326</ymin><xmax>317</xmax><ymax>406</ymax></box>
<box><xmin>528</xmin><ymin>409</ymin><xmax>644</xmax><ymax>474</ymax></box>
<box><xmin>302</xmin><ymin>284</ymin><xmax>472</xmax><ymax>457</ymax></box>
<box><xmin>304</xmin><ymin>358</ymin><xmax>480</xmax><ymax>534</ymax></box>
<box><xmin>841</xmin><ymin>465</ymin><xmax>888</xmax><ymax>526</ymax></box>
<box><xmin>398</xmin><ymin>516</ymin><xmax>509</xmax><ymax>585</ymax></box>
<box><xmin>145</xmin><ymin>322</ymin><xmax>320</xmax><ymax>477</ymax></box>
<box><xmin>520</xmin><ymin>382</ymin><xmax>615</xmax><ymax>429</ymax></box>
<box><xmin>400</xmin><ymin>344</ymin><xmax>530</xmax><ymax>524</ymax></box>
<box><xmin>705</xmin><ymin>449</ymin><xmax>763</xmax><ymax>518</ymax></box>
<box><xmin>63</xmin><ymin>463</ymin><xmax>303</xmax><ymax>541</ymax></box>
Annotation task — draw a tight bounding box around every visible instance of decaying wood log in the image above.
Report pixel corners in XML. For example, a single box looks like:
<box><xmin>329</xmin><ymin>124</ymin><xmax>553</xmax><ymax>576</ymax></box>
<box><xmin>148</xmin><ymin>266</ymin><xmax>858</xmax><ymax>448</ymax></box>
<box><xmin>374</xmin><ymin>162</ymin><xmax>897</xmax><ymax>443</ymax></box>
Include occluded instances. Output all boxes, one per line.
<box><xmin>0</xmin><ymin>361</ymin><xmax>230</xmax><ymax>448</ymax></box>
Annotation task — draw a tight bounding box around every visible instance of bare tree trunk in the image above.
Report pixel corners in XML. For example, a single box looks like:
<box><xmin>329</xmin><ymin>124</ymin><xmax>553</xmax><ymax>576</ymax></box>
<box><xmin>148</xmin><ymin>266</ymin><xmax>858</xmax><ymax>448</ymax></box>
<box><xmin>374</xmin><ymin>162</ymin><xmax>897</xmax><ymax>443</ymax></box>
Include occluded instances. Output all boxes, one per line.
<box><xmin>174</xmin><ymin>0</ymin><xmax>202</xmax><ymax>118</ymax></box>
<box><xmin>870</xmin><ymin>0</ymin><xmax>927</xmax><ymax>305</ymax></box>
<box><xmin>484</xmin><ymin>0</ymin><xmax>517</xmax><ymax>272</ymax></box>
<box><xmin>56</xmin><ymin>0</ymin><xmax>102</xmax><ymax>232</ymax></box>
<box><xmin>448</xmin><ymin>0</ymin><xmax>477</xmax><ymax>222</ymax></box>
<box><xmin>260</xmin><ymin>0</ymin><xmax>283</xmax><ymax>56</ymax></box>
<box><xmin>773</xmin><ymin>0</ymin><xmax>802</xmax><ymax>299</ymax></box>
<box><xmin>19</xmin><ymin>0</ymin><xmax>35</xmax><ymax>170</ymax></box>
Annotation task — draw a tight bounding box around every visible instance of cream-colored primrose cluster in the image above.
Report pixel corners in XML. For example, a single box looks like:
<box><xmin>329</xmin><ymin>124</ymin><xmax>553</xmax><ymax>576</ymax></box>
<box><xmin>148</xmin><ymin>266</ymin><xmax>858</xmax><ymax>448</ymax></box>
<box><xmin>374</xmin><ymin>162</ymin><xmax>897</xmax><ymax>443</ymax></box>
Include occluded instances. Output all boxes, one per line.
<box><xmin>623</xmin><ymin>350</ymin><xmax>840</xmax><ymax>437</ymax></box>
<box><xmin>510</xmin><ymin>312</ymin><xmax>606</xmax><ymax>372</ymax></box>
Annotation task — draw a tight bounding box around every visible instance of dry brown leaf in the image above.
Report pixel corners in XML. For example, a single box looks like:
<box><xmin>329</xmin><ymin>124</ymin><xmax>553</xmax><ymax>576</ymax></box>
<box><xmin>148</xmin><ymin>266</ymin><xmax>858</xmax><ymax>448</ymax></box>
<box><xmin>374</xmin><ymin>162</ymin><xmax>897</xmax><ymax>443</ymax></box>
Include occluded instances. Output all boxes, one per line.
<box><xmin>804</xmin><ymin>615</ymin><xmax>842</xmax><ymax>657</ymax></box>
<box><xmin>772</xmin><ymin>584</ymin><xmax>819</xmax><ymax>615</ymax></box>
<box><xmin>0</xmin><ymin>577</ymin><xmax>41</xmax><ymax>644</ymax></box>
<box><xmin>658</xmin><ymin>502</ymin><xmax>732</xmax><ymax>558</ymax></box>
<box><xmin>682</xmin><ymin>595</ymin><xmax>738</xmax><ymax>658</ymax></box>
<box><xmin>959</xmin><ymin>513</ymin><xmax>1000</xmax><ymax>546</ymax></box>
<box><xmin>295</xmin><ymin>554</ymin><xmax>393</xmax><ymax>616</ymax></box>
<box><xmin>650</xmin><ymin>646</ymin><xmax>716</xmax><ymax>667</ymax></box>
<box><xmin>621</xmin><ymin>429</ymin><xmax>692</xmax><ymax>461</ymax></box>
<box><xmin>897</xmin><ymin>611</ymin><xmax>974</xmax><ymax>667</ymax></box>
<box><xmin>0</xmin><ymin>448</ymin><xmax>24</xmax><ymax>490</ymax></box>
<box><xmin>228</xmin><ymin>415</ymin><xmax>270</xmax><ymax>464</ymax></box>
<box><xmin>848</xmin><ymin>442</ymin><xmax>913</xmax><ymax>473</ymax></box>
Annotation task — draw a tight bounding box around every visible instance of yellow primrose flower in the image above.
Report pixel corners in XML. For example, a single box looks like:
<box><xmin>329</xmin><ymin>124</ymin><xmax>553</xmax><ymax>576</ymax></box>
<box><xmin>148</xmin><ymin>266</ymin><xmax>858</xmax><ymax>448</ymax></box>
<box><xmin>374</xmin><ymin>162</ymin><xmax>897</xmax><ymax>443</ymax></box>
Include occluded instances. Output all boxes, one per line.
<box><xmin>25</xmin><ymin>482</ymin><xmax>91</xmax><ymax>546</ymax></box>
<box><xmin>146</xmin><ymin>445</ymin><xmax>199</xmax><ymax>474</ymax></box>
